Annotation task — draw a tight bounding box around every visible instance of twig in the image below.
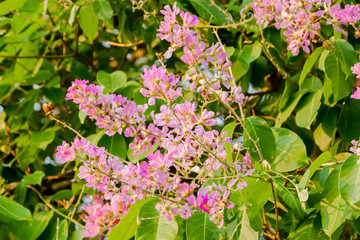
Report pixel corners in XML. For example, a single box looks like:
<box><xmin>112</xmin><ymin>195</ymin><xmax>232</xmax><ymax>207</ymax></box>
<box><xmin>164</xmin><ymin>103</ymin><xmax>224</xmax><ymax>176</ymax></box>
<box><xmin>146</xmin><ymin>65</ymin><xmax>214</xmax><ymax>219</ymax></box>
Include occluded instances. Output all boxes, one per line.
<box><xmin>69</xmin><ymin>184</ymin><xmax>85</xmax><ymax>219</ymax></box>
<box><xmin>0</xmin><ymin>54</ymin><xmax>74</xmax><ymax>59</ymax></box>
<box><xmin>28</xmin><ymin>185</ymin><xmax>85</xmax><ymax>228</ymax></box>
<box><xmin>270</xmin><ymin>180</ymin><xmax>280</xmax><ymax>239</ymax></box>
<box><xmin>105</xmin><ymin>40</ymin><xmax>144</xmax><ymax>48</ymax></box>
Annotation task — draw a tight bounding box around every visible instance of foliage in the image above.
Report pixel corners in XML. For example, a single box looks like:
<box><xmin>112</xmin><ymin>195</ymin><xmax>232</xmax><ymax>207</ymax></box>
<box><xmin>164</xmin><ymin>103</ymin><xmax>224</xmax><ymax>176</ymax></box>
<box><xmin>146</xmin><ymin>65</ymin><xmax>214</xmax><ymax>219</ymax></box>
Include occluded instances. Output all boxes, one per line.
<box><xmin>0</xmin><ymin>0</ymin><xmax>360</xmax><ymax>239</ymax></box>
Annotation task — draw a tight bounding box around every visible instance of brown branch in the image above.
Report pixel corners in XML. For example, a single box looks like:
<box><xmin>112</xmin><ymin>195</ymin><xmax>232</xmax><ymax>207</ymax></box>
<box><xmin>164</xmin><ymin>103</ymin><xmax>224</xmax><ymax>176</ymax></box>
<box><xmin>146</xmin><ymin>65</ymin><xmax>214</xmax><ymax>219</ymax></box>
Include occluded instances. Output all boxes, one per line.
<box><xmin>105</xmin><ymin>40</ymin><xmax>144</xmax><ymax>47</ymax></box>
<box><xmin>0</xmin><ymin>54</ymin><xmax>74</xmax><ymax>59</ymax></box>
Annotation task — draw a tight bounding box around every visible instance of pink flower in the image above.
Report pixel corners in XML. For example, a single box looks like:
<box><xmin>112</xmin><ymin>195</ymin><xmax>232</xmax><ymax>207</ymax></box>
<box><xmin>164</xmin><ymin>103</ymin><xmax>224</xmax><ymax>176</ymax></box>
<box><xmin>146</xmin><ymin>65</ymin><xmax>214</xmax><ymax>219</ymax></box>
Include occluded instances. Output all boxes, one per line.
<box><xmin>56</xmin><ymin>141</ymin><xmax>76</xmax><ymax>163</ymax></box>
<box><xmin>351</xmin><ymin>87</ymin><xmax>360</xmax><ymax>100</ymax></box>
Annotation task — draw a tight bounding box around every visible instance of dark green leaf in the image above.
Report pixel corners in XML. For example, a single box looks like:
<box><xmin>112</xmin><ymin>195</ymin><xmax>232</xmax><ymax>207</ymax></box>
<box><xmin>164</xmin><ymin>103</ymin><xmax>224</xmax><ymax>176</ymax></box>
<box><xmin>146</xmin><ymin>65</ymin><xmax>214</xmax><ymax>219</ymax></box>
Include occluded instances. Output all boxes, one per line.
<box><xmin>189</xmin><ymin>0</ymin><xmax>230</xmax><ymax>25</ymax></box>
<box><xmin>338</xmin><ymin>99</ymin><xmax>360</xmax><ymax>142</ymax></box>
<box><xmin>98</xmin><ymin>134</ymin><xmax>127</xmax><ymax>159</ymax></box>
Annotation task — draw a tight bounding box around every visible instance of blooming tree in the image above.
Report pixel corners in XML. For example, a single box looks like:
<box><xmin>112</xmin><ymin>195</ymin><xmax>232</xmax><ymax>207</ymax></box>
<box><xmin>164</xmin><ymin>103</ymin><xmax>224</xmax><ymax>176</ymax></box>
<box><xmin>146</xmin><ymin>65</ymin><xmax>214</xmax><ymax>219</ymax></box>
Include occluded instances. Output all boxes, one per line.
<box><xmin>1</xmin><ymin>0</ymin><xmax>360</xmax><ymax>239</ymax></box>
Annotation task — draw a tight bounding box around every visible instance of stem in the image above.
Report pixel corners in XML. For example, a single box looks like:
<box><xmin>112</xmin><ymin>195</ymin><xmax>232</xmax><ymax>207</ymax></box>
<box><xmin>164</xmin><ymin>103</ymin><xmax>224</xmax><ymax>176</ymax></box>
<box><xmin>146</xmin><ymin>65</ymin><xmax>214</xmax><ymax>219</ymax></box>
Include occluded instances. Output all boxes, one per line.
<box><xmin>28</xmin><ymin>186</ymin><xmax>85</xmax><ymax>228</ymax></box>
<box><xmin>270</xmin><ymin>180</ymin><xmax>279</xmax><ymax>239</ymax></box>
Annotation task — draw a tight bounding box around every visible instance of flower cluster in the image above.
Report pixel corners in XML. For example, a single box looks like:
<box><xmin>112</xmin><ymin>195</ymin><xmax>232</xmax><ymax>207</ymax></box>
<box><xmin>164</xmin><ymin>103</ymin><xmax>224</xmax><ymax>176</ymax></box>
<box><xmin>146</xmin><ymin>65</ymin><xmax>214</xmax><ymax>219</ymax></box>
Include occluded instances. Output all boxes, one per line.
<box><xmin>351</xmin><ymin>62</ymin><xmax>360</xmax><ymax>99</ymax></box>
<box><xmin>58</xmin><ymin>75</ymin><xmax>253</xmax><ymax>235</ymax></box>
<box><xmin>251</xmin><ymin>0</ymin><xmax>360</xmax><ymax>55</ymax></box>
<box><xmin>350</xmin><ymin>139</ymin><xmax>360</xmax><ymax>164</ymax></box>
<box><xmin>65</xmin><ymin>79</ymin><xmax>159</xmax><ymax>156</ymax></box>
<box><xmin>56</xmin><ymin>3</ymin><xmax>255</xmax><ymax>237</ymax></box>
<box><xmin>157</xmin><ymin>3</ymin><xmax>233</xmax><ymax>97</ymax></box>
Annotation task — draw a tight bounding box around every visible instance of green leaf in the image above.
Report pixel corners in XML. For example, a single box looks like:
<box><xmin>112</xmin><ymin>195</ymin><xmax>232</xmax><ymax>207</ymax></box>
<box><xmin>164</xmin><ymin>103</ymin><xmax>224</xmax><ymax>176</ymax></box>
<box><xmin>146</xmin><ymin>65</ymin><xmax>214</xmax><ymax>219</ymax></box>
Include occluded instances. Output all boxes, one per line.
<box><xmin>24</xmin><ymin>170</ymin><xmax>45</xmax><ymax>186</ymax></box>
<box><xmin>43</xmin><ymin>88</ymin><xmax>65</xmax><ymax>104</ymax></box>
<box><xmin>51</xmin><ymin>220</ymin><xmax>68</xmax><ymax>240</ymax></box>
<box><xmin>50</xmin><ymin>189</ymin><xmax>73</xmax><ymax>201</ymax></box>
<box><xmin>240</xmin><ymin>41</ymin><xmax>262</xmax><ymax>64</ymax></box>
<box><xmin>19</xmin><ymin>211</ymin><xmax>54</xmax><ymax>240</ymax></box>
<box><xmin>271</xmin><ymin>127</ymin><xmax>308</xmax><ymax>172</ymax></box>
<box><xmin>135</xmin><ymin>200</ymin><xmax>178</xmax><ymax>240</ymax></box>
<box><xmin>230</xmin><ymin>177</ymin><xmax>271</xmax><ymax>219</ymax></box>
<box><xmin>231</xmin><ymin>50</ymin><xmax>250</xmax><ymax>80</ymax></box>
<box><xmin>334</xmin><ymin>39</ymin><xmax>357</xmax><ymax>77</ymax></box>
<box><xmin>243</xmin><ymin>116</ymin><xmax>275</xmax><ymax>162</ymax></box>
<box><xmin>339</xmin><ymin>155</ymin><xmax>360</xmax><ymax>207</ymax></box>
<box><xmin>186</xmin><ymin>212</ymin><xmax>219</xmax><ymax>240</ymax></box>
<box><xmin>93</xmin><ymin>0</ymin><xmax>113</xmax><ymax>20</ymax></box>
<box><xmin>288</xmin><ymin>214</ymin><xmax>328</xmax><ymax>240</ymax></box>
<box><xmin>295</xmin><ymin>91</ymin><xmax>322</xmax><ymax>129</ymax></box>
<box><xmin>338</xmin><ymin>99</ymin><xmax>360</xmax><ymax>143</ymax></box>
<box><xmin>325</xmin><ymin>51</ymin><xmax>353</xmax><ymax>102</ymax></box>
<box><xmin>0</xmin><ymin>195</ymin><xmax>32</xmax><ymax>223</ymax></box>
<box><xmin>189</xmin><ymin>0</ymin><xmax>230</xmax><ymax>25</ymax></box>
<box><xmin>299</xmin><ymin>152</ymin><xmax>332</xmax><ymax>190</ymax></box>
<box><xmin>79</xmin><ymin>4</ymin><xmax>99</xmax><ymax>42</ymax></box>
<box><xmin>299</xmin><ymin>47</ymin><xmax>324</xmax><ymax>86</ymax></box>
<box><xmin>320</xmin><ymin>166</ymin><xmax>348</xmax><ymax>236</ymax></box>
<box><xmin>30</xmin><ymin>128</ymin><xmax>55</xmax><ymax>150</ymax></box>
<box><xmin>109</xmin><ymin>198</ymin><xmax>156</xmax><ymax>240</ymax></box>
<box><xmin>220</xmin><ymin>122</ymin><xmax>239</xmax><ymax>163</ymax></box>
<box><xmin>274</xmin><ymin>179</ymin><xmax>304</xmax><ymax>219</ymax></box>
<box><xmin>238</xmin><ymin>208</ymin><xmax>258</xmax><ymax>240</ymax></box>
<box><xmin>97</xmin><ymin>70</ymin><xmax>127</xmax><ymax>93</ymax></box>
<box><xmin>78</xmin><ymin>110</ymin><xmax>87</xmax><ymax>124</ymax></box>
<box><xmin>98</xmin><ymin>134</ymin><xmax>127</xmax><ymax>159</ymax></box>
<box><xmin>87</xmin><ymin>130</ymin><xmax>105</xmax><ymax>145</ymax></box>
<box><xmin>277</xmin><ymin>89</ymin><xmax>308</xmax><ymax>127</ymax></box>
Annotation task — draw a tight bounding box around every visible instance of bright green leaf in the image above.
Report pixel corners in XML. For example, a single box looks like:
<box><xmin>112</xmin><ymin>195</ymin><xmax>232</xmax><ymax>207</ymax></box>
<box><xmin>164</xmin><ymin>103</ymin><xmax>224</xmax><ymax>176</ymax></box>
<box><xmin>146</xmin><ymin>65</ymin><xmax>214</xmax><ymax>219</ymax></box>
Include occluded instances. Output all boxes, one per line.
<box><xmin>30</xmin><ymin>128</ymin><xmax>55</xmax><ymax>150</ymax></box>
<box><xmin>135</xmin><ymin>200</ymin><xmax>178</xmax><ymax>240</ymax></box>
<box><xmin>0</xmin><ymin>195</ymin><xmax>32</xmax><ymax>224</ymax></box>
<box><xmin>243</xmin><ymin>116</ymin><xmax>275</xmax><ymax>162</ymax></box>
<box><xmin>271</xmin><ymin>127</ymin><xmax>308</xmax><ymax>172</ymax></box>
<box><xmin>109</xmin><ymin>198</ymin><xmax>155</xmax><ymax>240</ymax></box>
<box><xmin>24</xmin><ymin>170</ymin><xmax>45</xmax><ymax>186</ymax></box>
<box><xmin>299</xmin><ymin>47</ymin><xmax>324</xmax><ymax>86</ymax></box>
<box><xmin>19</xmin><ymin>211</ymin><xmax>54</xmax><ymax>240</ymax></box>
<box><xmin>299</xmin><ymin>152</ymin><xmax>332</xmax><ymax>190</ymax></box>
<box><xmin>97</xmin><ymin>70</ymin><xmax>127</xmax><ymax>93</ymax></box>
<box><xmin>221</xmin><ymin>122</ymin><xmax>238</xmax><ymax>163</ymax></box>
<box><xmin>186</xmin><ymin>212</ymin><xmax>220</xmax><ymax>240</ymax></box>
<box><xmin>321</xmin><ymin>166</ymin><xmax>348</xmax><ymax>236</ymax></box>
<box><xmin>93</xmin><ymin>0</ymin><xmax>113</xmax><ymax>20</ymax></box>
<box><xmin>79</xmin><ymin>4</ymin><xmax>99</xmax><ymax>42</ymax></box>
<box><xmin>339</xmin><ymin>154</ymin><xmax>360</xmax><ymax>207</ymax></box>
